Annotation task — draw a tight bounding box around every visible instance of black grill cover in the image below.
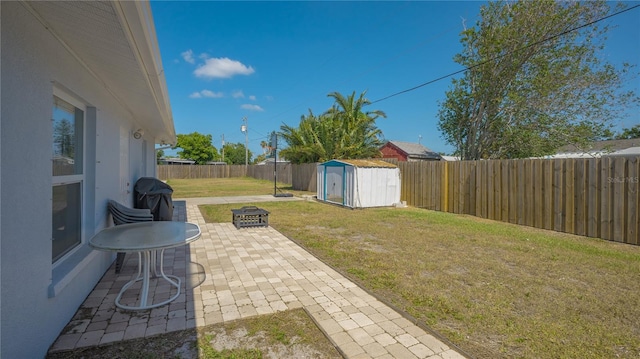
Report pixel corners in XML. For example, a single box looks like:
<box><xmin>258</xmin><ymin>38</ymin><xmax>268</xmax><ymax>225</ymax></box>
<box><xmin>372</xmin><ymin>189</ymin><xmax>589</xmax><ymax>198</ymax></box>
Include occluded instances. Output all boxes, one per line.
<box><xmin>134</xmin><ymin>177</ymin><xmax>174</xmax><ymax>221</ymax></box>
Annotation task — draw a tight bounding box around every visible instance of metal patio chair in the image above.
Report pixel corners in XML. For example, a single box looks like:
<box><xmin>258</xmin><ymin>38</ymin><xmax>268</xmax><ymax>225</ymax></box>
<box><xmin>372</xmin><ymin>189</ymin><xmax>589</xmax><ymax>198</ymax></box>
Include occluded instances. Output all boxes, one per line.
<box><xmin>107</xmin><ymin>200</ymin><xmax>153</xmax><ymax>273</ymax></box>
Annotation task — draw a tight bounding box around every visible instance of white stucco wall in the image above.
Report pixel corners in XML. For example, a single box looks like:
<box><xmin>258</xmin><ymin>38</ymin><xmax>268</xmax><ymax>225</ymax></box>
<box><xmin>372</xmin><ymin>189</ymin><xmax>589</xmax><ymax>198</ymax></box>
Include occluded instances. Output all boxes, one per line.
<box><xmin>1</xmin><ymin>3</ymin><xmax>158</xmax><ymax>357</ymax></box>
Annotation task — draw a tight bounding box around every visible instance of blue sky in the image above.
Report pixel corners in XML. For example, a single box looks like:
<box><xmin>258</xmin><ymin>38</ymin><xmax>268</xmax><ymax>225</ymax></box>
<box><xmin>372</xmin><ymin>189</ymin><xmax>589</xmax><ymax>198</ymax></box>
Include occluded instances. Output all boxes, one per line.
<box><xmin>150</xmin><ymin>1</ymin><xmax>640</xmax><ymax>158</ymax></box>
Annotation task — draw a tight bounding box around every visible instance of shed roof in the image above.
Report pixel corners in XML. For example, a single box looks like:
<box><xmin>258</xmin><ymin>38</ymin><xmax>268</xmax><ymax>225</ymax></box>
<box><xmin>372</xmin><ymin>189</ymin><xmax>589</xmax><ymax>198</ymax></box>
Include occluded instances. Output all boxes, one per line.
<box><xmin>321</xmin><ymin>159</ymin><xmax>398</xmax><ymax>168</ymax></box>
<box><xmin>384</xmin><ymin>141</ymin><xmax>441</xmax><ymax>160</ymax></box>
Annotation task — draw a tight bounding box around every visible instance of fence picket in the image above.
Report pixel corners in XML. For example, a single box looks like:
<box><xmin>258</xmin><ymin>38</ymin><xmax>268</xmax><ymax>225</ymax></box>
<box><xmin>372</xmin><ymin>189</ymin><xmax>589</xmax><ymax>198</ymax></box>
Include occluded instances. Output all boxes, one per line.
<box><xmin>574</xmin><ymin>160</ymin><xmax>586</xmax><ymax>236</ymax></box>
<box><xmin>628</xmin><ymin>157</ymin><xmax>639</xmax><ymax>245</ymax></box>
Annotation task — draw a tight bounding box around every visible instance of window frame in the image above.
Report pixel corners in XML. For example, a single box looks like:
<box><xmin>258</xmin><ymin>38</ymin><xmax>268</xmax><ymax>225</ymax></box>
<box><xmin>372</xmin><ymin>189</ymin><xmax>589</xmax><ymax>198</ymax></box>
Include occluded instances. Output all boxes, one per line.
<box><xmin>52</xmin><ymin>88</ymin><xmax>86</xmax><ymax>266</ymax></box>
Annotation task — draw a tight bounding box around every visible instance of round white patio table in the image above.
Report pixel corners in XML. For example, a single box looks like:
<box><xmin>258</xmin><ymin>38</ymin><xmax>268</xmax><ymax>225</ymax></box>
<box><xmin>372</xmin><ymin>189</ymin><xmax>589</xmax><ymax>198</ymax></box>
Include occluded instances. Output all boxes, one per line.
<box><xmin>89</xmin><ymin>221</ymin><xmax>201</xmax><ymax>310</ymax></box>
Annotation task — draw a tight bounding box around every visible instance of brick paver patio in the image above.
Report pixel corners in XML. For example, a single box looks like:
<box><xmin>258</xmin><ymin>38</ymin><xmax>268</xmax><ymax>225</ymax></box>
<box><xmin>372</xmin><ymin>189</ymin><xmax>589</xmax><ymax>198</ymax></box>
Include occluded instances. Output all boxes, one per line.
<box><xmin>49</xmin><ymin>198</ymin><xmax>465</xmax><ymax>359</ymax></box>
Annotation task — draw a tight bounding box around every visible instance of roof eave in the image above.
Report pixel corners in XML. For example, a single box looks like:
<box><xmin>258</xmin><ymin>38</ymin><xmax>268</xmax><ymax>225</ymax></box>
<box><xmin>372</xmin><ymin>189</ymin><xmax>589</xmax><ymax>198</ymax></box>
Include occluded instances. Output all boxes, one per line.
<box><xmin>114</xmin><ymin>1</ymin><xmax>176</xmax><ymax>145</ymax></box>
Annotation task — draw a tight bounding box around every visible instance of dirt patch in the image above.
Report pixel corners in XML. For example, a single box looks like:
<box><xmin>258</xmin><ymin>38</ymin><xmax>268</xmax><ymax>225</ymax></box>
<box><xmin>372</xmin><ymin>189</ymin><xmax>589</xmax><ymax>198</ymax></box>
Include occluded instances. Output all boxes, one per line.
<box><xmin>47</xmin><ymin>308</ymin><xmax>342</xmax><ymax>359</ymax></box>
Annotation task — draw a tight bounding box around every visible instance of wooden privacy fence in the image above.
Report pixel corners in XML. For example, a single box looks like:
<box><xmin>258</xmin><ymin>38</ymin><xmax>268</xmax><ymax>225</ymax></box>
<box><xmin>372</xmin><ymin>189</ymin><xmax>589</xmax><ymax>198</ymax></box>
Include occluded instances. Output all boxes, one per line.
<box><xmin>158</xmin><ymin>164</ymin><xmax>247</xmax><ymax>179</ymax></box>
<box><xmin>158</xmin><ymin>157</ymin><xmax>639</xmax><ymax>244</ymax></box>
<box><xmin>398</xmin><ymin>157</ymin><xmax>639</xmax><ymax>245</ymax></box>
<box><xmin>291</xmin><ymin>163</ymin><xmax>318</xmax><ymax>192</ymax></box>
<box><xmin>247</xmin><ymin>163</ymin><xmax>292</xmax><ymax>184</ymax></box>
<box><xmin>159</xmin><ymin>163</ymin><xmax>312</xmax><ymax>190</ymax></box>
<box><xmin>158</xmin><ymin>164</ymin><xmax>293</xmax><ymax>184</ymax></box>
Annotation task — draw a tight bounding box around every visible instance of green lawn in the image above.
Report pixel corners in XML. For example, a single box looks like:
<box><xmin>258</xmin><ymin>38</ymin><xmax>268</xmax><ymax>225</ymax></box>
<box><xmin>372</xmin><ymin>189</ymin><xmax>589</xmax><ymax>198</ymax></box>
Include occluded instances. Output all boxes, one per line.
<box><xmin>166</xmin><ymin>177</ymin><xmax>313</xmax><ymax>198</ymax></box>
<box><xmin>172</xmin><ymin>178</ymin><xmax>640</xmax><ymax>359</ymax></box>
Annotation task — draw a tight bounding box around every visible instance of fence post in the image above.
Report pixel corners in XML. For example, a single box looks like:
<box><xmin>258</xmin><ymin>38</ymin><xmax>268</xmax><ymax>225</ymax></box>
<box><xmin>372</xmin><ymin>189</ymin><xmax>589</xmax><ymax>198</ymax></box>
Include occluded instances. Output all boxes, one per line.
<box><xmin>443</xmin><ymin>161</ymin><xmax>449</xmax><ymax>212</ymax></box>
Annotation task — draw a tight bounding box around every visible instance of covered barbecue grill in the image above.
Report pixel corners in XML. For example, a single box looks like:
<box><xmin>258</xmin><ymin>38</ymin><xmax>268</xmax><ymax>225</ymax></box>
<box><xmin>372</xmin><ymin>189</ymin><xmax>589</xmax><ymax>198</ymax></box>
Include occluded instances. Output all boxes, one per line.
<box><xmin>134</xmin><ymin>177</ymin><xmax>174</xmax><ymax>221</ymax></box>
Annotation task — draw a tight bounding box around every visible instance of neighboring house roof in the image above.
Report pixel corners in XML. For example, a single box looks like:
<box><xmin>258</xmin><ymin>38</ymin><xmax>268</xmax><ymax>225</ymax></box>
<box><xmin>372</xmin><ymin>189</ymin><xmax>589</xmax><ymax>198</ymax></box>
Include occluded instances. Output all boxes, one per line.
<box><xmin>440</xmin><ymin>155</ymin><xmax>460</xmax><ymax>161</ymax></box>
<box><xmin>256</xmin><ymin>158</ymin><xmax>290</xmax><ymax>165</ymax></box>
<box><xmin>160</xmin><ymin>158</ymin><xmax>195</xmax><ymax>165</ymax></box>
<box><xmin>550</xmin><ymin>139</ymin><xmax>640</xmax><ymax>158</ymax></box>
<box><xmin>23</xmin><ymin>1</ymin><xmax>175</xmax><ymax>145</ymax></box>
<box><xmin>321</xmin><ymin>159</ymin><xmax>398</xmax><ymax>168</ymax></box>
<box><xmin>383</xmin><ymin>141</ymin><xmax>442</xmax><ymax>160</ymax></box>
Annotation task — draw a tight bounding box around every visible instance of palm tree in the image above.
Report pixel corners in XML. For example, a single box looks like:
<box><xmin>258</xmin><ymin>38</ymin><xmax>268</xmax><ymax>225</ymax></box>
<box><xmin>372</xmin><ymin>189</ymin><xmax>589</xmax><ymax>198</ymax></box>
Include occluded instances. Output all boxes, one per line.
<box><xmin>279</xmin><ymin>91</ymin><xmax>386</xmax><ymax>163</ymax></box>
<box><xmin>279</xmin><ymin>110</ymin><xmax>327</xmax><ymax>164</ymax></box>
<box><xmin>324</xmin><ymin>90</ymin><xmax>386</xmax><ymax>159</ymax></box>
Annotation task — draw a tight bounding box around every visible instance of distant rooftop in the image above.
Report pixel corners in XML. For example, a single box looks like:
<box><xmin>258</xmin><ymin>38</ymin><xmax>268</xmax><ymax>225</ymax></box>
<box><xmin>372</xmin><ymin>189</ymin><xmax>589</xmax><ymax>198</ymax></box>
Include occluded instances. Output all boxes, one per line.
<box><xmin>159</xmin><ymin>158</ymin><xmax>195</xmax><ymax>164</ymax></box>
<box><xmin>557</xmin><ymin>138</ymin><xmax>640</xmax><ymax>154</ymax></box>
<box><xmin>551</xmin><ymin>138</ymin><xmax>640</xmax><ymax>158</ymax></box>
<box><xmin>384</xmin><ymin>141</ymin><xmax>442</xmax><ymax>160</ymax></box>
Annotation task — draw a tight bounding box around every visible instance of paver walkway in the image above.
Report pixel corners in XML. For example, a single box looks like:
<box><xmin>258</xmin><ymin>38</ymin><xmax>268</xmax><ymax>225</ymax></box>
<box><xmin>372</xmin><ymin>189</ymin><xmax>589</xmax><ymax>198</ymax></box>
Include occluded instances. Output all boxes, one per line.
<box><xmin>50</xmin><ymin>197</ymin><xmax>466</xmax><ymax>358</ymax></box>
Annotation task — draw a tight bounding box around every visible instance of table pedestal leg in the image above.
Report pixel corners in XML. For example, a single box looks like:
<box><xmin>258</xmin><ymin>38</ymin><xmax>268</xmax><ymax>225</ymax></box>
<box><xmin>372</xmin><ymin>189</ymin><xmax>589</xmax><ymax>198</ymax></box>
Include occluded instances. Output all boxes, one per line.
<box><xmin>114</xmin><ymin>249</ymin><xmax>181</xmax><ymax>311</ymax></box>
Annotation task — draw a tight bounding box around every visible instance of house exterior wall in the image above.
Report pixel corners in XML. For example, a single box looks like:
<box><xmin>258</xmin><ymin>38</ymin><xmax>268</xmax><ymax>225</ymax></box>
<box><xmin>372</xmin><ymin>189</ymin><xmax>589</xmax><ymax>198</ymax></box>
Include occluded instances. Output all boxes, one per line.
<box><xmin>380</xmin><ymin>143</ymin><xmax>408</xmax><ymax>161</ymax></box>
<box><xmin>1</xmin><ymin>3</ymin><xmax>157</xmax><ymax>357</ymax></box>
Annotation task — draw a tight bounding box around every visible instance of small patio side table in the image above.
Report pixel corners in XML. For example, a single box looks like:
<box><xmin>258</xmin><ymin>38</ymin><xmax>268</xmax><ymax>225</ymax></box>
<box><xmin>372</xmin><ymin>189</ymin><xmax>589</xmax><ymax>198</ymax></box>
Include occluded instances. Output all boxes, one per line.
<box><xmin>89</xmin><ymin>221</ymin><xmax>201</xmax><ymax>310</ymax></box>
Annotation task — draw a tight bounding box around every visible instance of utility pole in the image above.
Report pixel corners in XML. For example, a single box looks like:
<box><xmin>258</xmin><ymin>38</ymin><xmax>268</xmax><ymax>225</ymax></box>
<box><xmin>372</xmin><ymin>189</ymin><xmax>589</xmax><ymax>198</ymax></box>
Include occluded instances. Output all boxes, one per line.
<box><xmin>221</xmin><ymin>134</ymin><xmax>225</xmax><ymax>162</ymax></box>
<box><xmin>241</xmin><ymin>117</ymin><xmax>248</xmax><ymax>170</ymax></box>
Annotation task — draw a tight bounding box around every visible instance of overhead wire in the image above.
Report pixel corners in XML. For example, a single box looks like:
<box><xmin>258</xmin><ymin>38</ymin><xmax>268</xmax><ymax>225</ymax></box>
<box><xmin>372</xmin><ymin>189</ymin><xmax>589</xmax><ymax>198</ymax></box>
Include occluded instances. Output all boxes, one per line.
<box><xmin>369</xmin><ymin>4</ymin><xmax>640</xmax><ymax>105</ymax></box>
<box><xmin>264</xmin><ymin>2</ymin><xmax>460</xmax><ymax>125</ymax></box>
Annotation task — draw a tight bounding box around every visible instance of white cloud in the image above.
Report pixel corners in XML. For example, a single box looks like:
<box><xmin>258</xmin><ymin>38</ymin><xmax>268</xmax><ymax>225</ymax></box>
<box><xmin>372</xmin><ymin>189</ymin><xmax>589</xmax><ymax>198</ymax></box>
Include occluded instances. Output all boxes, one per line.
<box><xmin>181</xmin><ymin>49</ymin><xmax>195</xmax><ymax>64</ymax></box>
<box><xmin>194</xmin><ymin>57</ymin><xmax>255</xmax><ymax>79</ymax></box>
<box><xmin>241</xmin><ymin>104</ymin><xmax>264</xmax><ymax>112</ymax></box>
<box><xmin>249</xmin><ymin>95</ymin><xmax>256</xmax><ymax>101</ymax></box>
<box><xmin>202</xmin><ymin>90</ymin><xmax>224</xmax><ymax>98</ymax></box>
<box><xmin>189</xmin><ymin>90</ymin><xmax>224</xmax><ymax>99</ymax></box>
<box><xmin>232</xmin><ymin>90</ymin><xmax>245</xmax><ymax>99</ymax></box>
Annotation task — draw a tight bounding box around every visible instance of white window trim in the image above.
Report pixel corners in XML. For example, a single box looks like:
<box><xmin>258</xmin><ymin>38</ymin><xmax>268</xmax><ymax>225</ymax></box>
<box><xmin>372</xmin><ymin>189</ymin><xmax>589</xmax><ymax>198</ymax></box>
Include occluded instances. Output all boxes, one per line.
<box><xmin>52</xmin><ymin>88</ymin><xmax>86</xmax><ymax>269</ymax></box>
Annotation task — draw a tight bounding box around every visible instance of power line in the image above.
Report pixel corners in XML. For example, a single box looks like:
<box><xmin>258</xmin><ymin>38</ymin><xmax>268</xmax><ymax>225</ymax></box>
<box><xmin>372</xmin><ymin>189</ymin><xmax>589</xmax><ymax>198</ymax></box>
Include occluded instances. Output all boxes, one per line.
<box><xmin>265</xmin><ymin>4</ymin><xmax>469</xmax><ymax>124</ymax></box>
<box><xmin>369</xmin><ymin>4</ymin><xmax>640</xmax><ymax>105</ymax></box>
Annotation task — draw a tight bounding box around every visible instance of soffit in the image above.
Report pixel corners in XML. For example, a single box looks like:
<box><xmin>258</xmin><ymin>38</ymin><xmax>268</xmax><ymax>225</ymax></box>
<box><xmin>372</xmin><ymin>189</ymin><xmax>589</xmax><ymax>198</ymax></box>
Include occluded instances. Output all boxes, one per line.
<box><xmin>24</xmin><ymin>1</ymin><xmax>175</xmax><ymax>144</ymax></box>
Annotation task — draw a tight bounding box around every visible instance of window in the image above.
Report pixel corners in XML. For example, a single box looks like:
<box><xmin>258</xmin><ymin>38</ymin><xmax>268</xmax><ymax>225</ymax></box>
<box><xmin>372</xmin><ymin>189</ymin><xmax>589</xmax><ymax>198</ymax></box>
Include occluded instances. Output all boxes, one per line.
<box><xmin>52</xmin><ymin>94</ymin><xmax>84</xmax><ymax>263</ymax></box>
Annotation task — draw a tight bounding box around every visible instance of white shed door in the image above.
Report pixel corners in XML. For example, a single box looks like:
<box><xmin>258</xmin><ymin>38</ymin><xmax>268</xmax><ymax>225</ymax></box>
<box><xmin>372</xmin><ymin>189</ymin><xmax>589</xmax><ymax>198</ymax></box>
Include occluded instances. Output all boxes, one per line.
<box><xmin>326</xmin><ymin>166</ymin><xmax>344</xmax><ymax>205</ymax></box>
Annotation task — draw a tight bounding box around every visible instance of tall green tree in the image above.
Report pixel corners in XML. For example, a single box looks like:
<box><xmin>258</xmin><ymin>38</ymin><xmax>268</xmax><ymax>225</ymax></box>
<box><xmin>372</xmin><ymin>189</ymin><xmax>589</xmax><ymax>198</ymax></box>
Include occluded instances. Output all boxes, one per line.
<box><xmin>438</xmin><ymin>0</ymin><xmax>638</xmax><ymax>160</ymax></box>
<box><xmin>616</xmin><ymin>124</ymin><xmax>640</xmax><ymax>139</ymax></box>
<box><xmin>279</xmin><ymin>91</ymin><xmax>386</xmax><ymax>164</ymax></box>
<box><xmin>173</xmin><ymin>132</ymin><xmax>219</xmax><ymax>164</ymax></box>
<box><xmin>53</xmin><ymin>118</ymin><xmax>74</xmax><ymax>158</ymax></box>
<box><xmin>156</xmin><ymin>149</ymin><xmax>165</xmax><ymax>164</ymax></box>
<box><xmin>279</xmin><ymin>110</ymin><xmax>328</xmax><ymax>164</ymax></box>
<box><xmin>222</xmin><ymin>142</ymin><xmax>252</xmax><ymax>165</ymax></box>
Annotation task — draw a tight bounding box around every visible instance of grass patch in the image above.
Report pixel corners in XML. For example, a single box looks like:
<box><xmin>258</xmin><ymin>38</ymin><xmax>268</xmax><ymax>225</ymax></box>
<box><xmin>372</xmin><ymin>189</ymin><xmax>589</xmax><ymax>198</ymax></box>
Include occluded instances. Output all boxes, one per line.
<box><xmin>166</xmin><ymin>177</ymin><xmax>313</xmax><ymax>198</ymax></box>
<box><xmin>197</xmin><ymin>308</ymin><xmax>340</xmax><ymax>359</ymax></box>
<box><xmin>197</xmin><ymin>185</ymin><xmax>640</xmax><ymax>359</ymax></box>
<box><xmin>47</xmin><ymin>308</ymin><xmax>340</xmax><ymax>359</ymax></box>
